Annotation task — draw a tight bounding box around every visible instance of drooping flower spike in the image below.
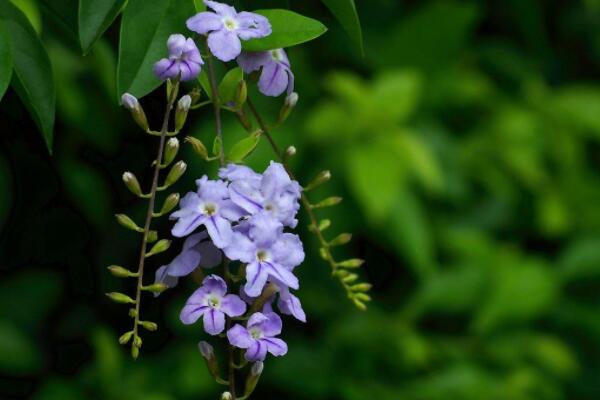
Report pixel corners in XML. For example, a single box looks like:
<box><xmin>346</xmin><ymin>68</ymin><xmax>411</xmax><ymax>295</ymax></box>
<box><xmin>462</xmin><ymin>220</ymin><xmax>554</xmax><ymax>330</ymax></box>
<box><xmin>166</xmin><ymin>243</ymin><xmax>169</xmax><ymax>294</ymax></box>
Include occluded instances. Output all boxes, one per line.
<box><xmin>237</xmin><ymin>49</ymin><xmax>294</xmax><ymax>97</ymax></box>
<box><xmin>154</xmin><ymin>34</ymin><xmax>203</xmax><ymax>81</ymax></box>
<box><xmin>187</xmin><ymin>0</ymin><xmax>272</xmax><ymax>62</ymax></box>
<box><xmin>227</xmin><ymin>312</ymin><xmax>288</xmax><ymax>361</ymax></box>
<box><xmin>180</xmin><ymin>275</ymin><xmax>246</xmax><ymax>335</ymax></box>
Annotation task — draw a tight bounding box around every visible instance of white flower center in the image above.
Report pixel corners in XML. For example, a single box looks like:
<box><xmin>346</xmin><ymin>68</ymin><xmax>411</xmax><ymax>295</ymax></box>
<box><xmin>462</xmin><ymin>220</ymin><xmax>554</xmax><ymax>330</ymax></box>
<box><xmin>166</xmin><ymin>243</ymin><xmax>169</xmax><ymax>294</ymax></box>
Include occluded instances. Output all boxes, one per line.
<box><xmin>270</xmin><ymin>49</ymin><xmax>283</xmax><ymax>62</ymax></box>
<box><xmin>201</xmin><ymin>202</ymin><xmax>218</xmax><ymax>216</ymax></box>
<box><xmin>223</xmin><ymin>17</ymin><xmax>239</xmax><ymax>31</ymax></box>
<box><xmin>256</xmin><ymin>250</ymin><xmax>269</xmax><ymax>262</ymax></box>
<box><xmin>207</xmin><ymin>294</ymin><xmax>221</xmax><ymax>309</ymax></box>
<box><xmin>249</xmin><ymin>327</ymin><xmax>262</xmax><ymax>339</ymax></box>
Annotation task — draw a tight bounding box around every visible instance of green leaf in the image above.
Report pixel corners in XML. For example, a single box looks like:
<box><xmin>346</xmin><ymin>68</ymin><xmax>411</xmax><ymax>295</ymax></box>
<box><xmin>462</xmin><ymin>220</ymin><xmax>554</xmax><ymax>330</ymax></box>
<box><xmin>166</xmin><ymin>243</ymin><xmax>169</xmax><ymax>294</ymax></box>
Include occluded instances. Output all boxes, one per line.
<box><xmin>117</xmin><ymin>0</ymin><xmax>195</xmax><ymax>98</ymax></box>
<box><xmin>227</xmin><ymin>131</ymin><xmax>261</xmax><ymax>162</ymax></box>
<box><xmin>243</xmin><ymin>9</ymin><xmax>327</xmax><ymax>51</ymax></box>
<box><xmin>0</xmin><ymin>1</ymin><xmax>55</xmax><ymax>151</ymax></box>
<box><xmin>0</xmin><ymin>322</ymin><xmax>42</xmax><ymax>374</ymax></box>
<box><xmin>79</xmin><ymin>0</ymin><xmax>127</xmax><ymax>53</ymax></box>
<box><xmin>198</xmin><ymin>69</ymin><xmax>212</xmax><ymax>99</ymax></box>
<box><xmin>0</xmin><ymin>19</ymin><xmax>12</xmax><ymax>100</ymax></box>
<box><xmin>193</xmin><ymin>0</ymin><xmax>206</xmax><ymax>12</ymax></box>
<box><xmin>320</xmin><ymin>0</ymin><xmax>363</xmax><ymax>55</ymax></box>
<box><xmin>38</xmin><ymin>0</ymin><xmax>78</xmax><ymax>38</ymax></box>
<box><xmin>218</xmin><ymin>67</ymin><xmax>243</xmax><ymax>104</ymax></box>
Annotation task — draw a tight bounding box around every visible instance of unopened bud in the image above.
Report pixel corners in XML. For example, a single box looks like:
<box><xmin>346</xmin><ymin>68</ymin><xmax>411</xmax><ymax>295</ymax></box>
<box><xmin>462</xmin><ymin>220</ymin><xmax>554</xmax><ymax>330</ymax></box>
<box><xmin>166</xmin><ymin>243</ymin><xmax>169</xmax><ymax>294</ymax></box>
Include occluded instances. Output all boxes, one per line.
<box><xmin>145</xmin><ymin>239</ymin><xmax>171</xmax><ymax>257</ymax></box>
<box><xmin>164</xmin><ymin>161</ymin><xmax>186</xmax><ymax>186</ymax></box>
<box><xmin>147</xmin><ymin>230</ymin><xmax>158</xmax><ymax>243</ymax></box>
<box><xmin>278</xmin><ymin>92</ymin><xmax>299</xmax><ymax>124</ymax></box>
<box><xmin>167</xmin><ymin>79</ymin><xmax>179</xmax><ymax>100</ymax></box>
<box><xmin>175</xmin><ymin>95</ymin><xmax>192</xmax><ymax>131</ymax></box>
<box><xmin>221</xmin><ymin>392</ymin><xmax>232</xmax><ymax>400</ymax></box>
<box><xmin>305</xmin><ymin>170</ymin><xmax>331</xmax><ymax>191</ymax></box>
<box><xmin>337</xmin><ymin>259</ymin><xmax>364</xmax><ymax>269</ymax></box>
<box><xmin>133</xmin><ymin>335</ymin><xmax>142</xmax><ymax>347</ymax></box>
<box><xmin>160</xmin><ymin>193</ymin><xmax>180</xmax><ymax>215</ymax></box>
<box><xmin>235</xmin><ymin>80</ymin><xmax>247</xmax><ymax>107</ymax></box>
<box><xmin>119</xmin><ymin>331</ymin><xmax>134</xmax><ymax>345</ymax></box>
<box><xmin>122</xmin><ymin>172</ymin><xmax>143</xmax><ymax>196</ymax></box>
<box><xmin>106</xmin><ymin>292</ymin><xmax>135</xmax><ymax>304</ymax></box>
<box><xmin>163</xmin><ymin>138</ymin><xmax>179</xmax><ymax>166</ymax></box>
<box><xmin>330</xmin><ymin>233</ymin><xmax>352</xmax><ymax>246</ymax></box>
<box><xmin>251</xmin><ymin>361</ymin><xmax>263</xmax><ymax>376</ymax></box>
<box><xmin>285</xmin><ymin>146</ymin><xmax>296</xmax><ymax>157</ymax></box>
<box><xmin>140</xmin><ymin>320</ymin><xmax>158</xmax><ymax>331</ymax></box>
<box><xmin>198</xmin><ymin>341</ymin><xmax>214</xmax><ymax>360</ymax></box>
<box><xmin>115</xmin><ymin>214</ymin><xmax>142</xmax><ymax>232</ymax></box>
<box><xmin>311</xmin><ymin>196</ymin><xmax>343</xmax><ymax>209</ymax></box>
<box><xmin>121</xmin><ymin>93</ymin><xmax>149</xmax><ymax>131</ymax></box>
<box><xmin>131</xmin><ymin>345</ymin><xmax>140</xmax><ymax>359</ymax></box>
<box><xmin>142</xmin><ymin>282</ymin><xmax>169</xmax><ymax>293</ymax></box>
<box><xmin>185</xmin><ymin>136</ymin><xmax>208</xmax><ymax>160</ymax></box>
<box><xmin>243</xmin><ymin>362</ymin><xmax>264</xmax><ymax>397</ymax></box>
<box><xmin>350</xmin><ymin>283</ymin><xmax>372</xmax><ymax>292</ymax></box>
<box><xmin>342</xmin><ymin>273</ymin><xmax>358</xmax><ymax>283</ymax></box>
<box><xmin>108</xmin><ymin>265</ymin><xmax>137</xmax><ymax>278</ymax></box>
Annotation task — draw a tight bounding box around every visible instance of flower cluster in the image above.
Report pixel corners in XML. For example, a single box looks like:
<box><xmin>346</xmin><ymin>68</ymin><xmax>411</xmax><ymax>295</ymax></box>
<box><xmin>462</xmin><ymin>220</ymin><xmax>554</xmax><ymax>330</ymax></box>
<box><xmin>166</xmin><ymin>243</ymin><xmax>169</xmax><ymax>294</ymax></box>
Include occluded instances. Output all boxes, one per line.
<box><xmin>155</xmin><ymin>162</ymin><xmax>305</xmax><ymax>361</ymax></box>
<box><xmin>153</xmin><ymin>0</ymin><xmax>295</xmax><ymax>97</ymax></box>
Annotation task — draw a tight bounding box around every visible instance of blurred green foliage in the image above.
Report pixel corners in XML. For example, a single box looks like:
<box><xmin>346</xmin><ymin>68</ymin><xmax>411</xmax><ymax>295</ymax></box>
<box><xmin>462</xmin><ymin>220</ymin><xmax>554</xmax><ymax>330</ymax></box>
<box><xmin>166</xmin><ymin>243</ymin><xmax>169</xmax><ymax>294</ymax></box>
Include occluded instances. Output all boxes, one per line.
<box><xmin>2</xmin><ymin>0</ymin><xmax>600</xmax><ymax>399</ymax></box>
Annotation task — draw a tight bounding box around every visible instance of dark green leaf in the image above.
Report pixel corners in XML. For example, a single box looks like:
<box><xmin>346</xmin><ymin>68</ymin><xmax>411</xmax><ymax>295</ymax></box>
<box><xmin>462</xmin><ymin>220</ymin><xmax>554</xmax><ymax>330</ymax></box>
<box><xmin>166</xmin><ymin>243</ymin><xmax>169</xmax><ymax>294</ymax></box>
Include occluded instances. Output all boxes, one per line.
<box><xmin>38</xmin><ymin>0</ymin><xmax>78</xmax><ymax>39</ymax></box>
<box><xmin>218</xmin><ymin>67</ymin><xmax>243</xmax><ymax>104</ymax></box>
<box><xmin>79</xmin><ymin>0</ymin><xmax>127</xmax><ymax>53</ymax></box>
<box><xmin>243</xmin><ymin>9</ymin><xmax>327</xmax><ymax>51</ymax></box>
<box><xmin>198</xmin><ymin>69</ymin><xmax>212</xmax><ymax>100</ymax></box>
<box><xmin>227</xmin><ymin>131</ymin><xmax>261</xmax><ymax>162</ymax></box>
<box><xmin>0</xmin><ymin>19</ymin><xmax>12</xmax><ymax>100</ymax></box>
<box><xmin>193</xmin><ymin>0</ymin><xmax>206</xmax><ymax>12</ymax></box>
<box><xmin>320</xmin><ymin>0</ymin><xmax>363</xmax><ymax>55</ymax></box>
<box><xmin>117</xmin><ymin>0</ymin><xmax>195</xmax><ymax>98</ymax></box>
<box><xmin>0</xmin><ymin>1</ymin><xmax>55</xmax><ymax>151</ymax></box>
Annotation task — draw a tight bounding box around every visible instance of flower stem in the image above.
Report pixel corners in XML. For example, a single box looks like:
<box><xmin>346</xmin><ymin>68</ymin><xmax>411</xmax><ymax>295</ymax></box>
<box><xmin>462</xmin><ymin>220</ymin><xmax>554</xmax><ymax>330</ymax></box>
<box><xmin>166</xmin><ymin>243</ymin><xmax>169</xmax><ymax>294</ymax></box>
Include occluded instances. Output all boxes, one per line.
<box><xmin>204</xmin><ymin>41</ymin><xmax>225</xmax><ymax>166</ymax></box>
<box><xmin>245</xmin><ymin>97</ymin><xmax>353</xmax><ymax>295</ymax></box>
<box><xmin>131</xmin><ymin>81</ymin><xmax>179</xmax><ymax>356</ymax></box>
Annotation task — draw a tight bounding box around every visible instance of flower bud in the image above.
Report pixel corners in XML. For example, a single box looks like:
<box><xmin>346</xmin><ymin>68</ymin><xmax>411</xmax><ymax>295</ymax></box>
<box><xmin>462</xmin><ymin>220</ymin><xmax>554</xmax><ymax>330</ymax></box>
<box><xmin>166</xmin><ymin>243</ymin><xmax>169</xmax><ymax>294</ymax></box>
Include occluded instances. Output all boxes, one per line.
<box><xmin>163</xmin><ymin>138</ymin><xmax>179</xmax><ymax>166</ymax></box>
<box><xmin>312</xmin><ymin>196</ymin><xmax>343</xmax><ymax>209</ymax></box>
<box><xmin>330</xmin><ymin>233</ymin><xmax>352</xmax><ymax>246</ymax></box>
<box><xmin>278</xmin><ymin>92</ymin><xmax>299</xmax><ymax>124</ymax></box>
<box><xmin>251</xmin><ymin>361</ymin><xmax>263</xmax><ymax>376</ymax></box>
<box><xmin>350</xmin><ymin>283</ymin><xmax>372</xmax><ymax>292</ymax></box>
<box><xmin>145</xmin><ymin>239</ymin><xmax>171</xmax><ymax>257</ymax></box>
<box><xmin>107</xmin><ymin>265</ymin><xmax>137</xmax><ymax>278</ymax></box>
<box><xmin>285</xmin><ymin>146</ymin><xmax>296</xmax><ymax>157</ymax></box>
<box><xmin>119</xmin><ymin>331</ymin><xmax>134</xmax><ymax>345</ymax></box>
<box><xmin>198</xmin><ymin>341</ymin><xmax>214</xmax><ymax>360</ymax></box>
<box><xmin>142</xmin><ymin>282</ymin><xmax>169</xmax><ymax>293</ymax></box>
<box><xmin>121</xmin><ymin>93</ymin><xmax>149</xmax><ymax>132</ymax></box>
<box><xmin>185</xmin><ymin>136</ymin><xmax>209</xmax><ymax>160</ymax></box>
<box><xmin>140</xmin><ymin>320</ymin><xmax>158</xmax><ymax>331</ymax></box>
<box><xmin>147</xmin><ymin>230</ymin><xmax>158</xmax><ymax>243</ymax></box>
<box><xmin>304</xmin><ymin>170</ymin><xmax>331</xmax><ymax>191</ymax></box>
<box><xmin>220</xmin><ymin>392</ymin><xmax>232</xmax><ymax>400</ymax></box>
<box><xmin>337</xmin><ymin>258</ymin><xmax>364</xmax><ymax>269</ymax></box>
<box><xmin>131</xmin><ymin>344</ymin><xmax>140</xmax><ymax>359</ymax></box>
<box><xmin>115</xmin><ymin>214</ymin><xmax>143</xmax><ymax>232</ymax></box>
<box><xmin>164</xmin><ymin>161</ymin><xmax>187</xmax><ymax>187</ymax></box>
<box><xmin>160</xmin><ymin>193</ymin><xmax>180</xmax><ymax>215</ymax></box>
<box><xmin>175</xmin><ymin>95</ymin><xmax>192</xmax><ymax>131</ymax></box>
<box><xmin>235</xmin><ymin>80</ymin><xmax>247</xmax><ymax>107</ymax></box>
<box><xmin>189</xmin><ymin>87</ymin><xmax>201</xmax><ymax>104</ymax></box>
<box><xmin>106</xmin><ymin>292</ymin><xmax>135</xmax><ymax>304</ymax></box>
<box><xmin>243</xmin><ymin>361</ymin><xmax>264</xmax><ymax>397</ymax></box>
<box><xmin>167</xmin><ymin>79</ymin><xmax>179</xmax><ymax>100</ymax></box>
<box><xmin>122</xmin><ymin>172</ymin><xmax>143</xmax><ymax>196</ymax></box>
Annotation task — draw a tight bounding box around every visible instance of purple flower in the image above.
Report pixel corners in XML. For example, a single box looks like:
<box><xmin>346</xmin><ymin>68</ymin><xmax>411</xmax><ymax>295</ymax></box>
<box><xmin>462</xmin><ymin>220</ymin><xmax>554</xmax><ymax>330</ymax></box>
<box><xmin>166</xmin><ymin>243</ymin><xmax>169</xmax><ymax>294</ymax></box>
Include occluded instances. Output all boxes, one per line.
<box><xmin>222</xmin><ymin>161</ymin><xmax>301</xmax><ymax>228</ymax></box>
<box><xmin>180</xmin><ymin>275</ymin><xmax>246</xmax><ymax>335</ymax></box>
<box><xmin>227</xmin><ymin>312</ymin><xmax>287</xmax><ymax>361</ymax></box>
<box><xmin>187</xmin><ymin>0</ymin><xmax>271</xmax><ymax>62</ymax></box>
<box><xmin>241</xmin><ymin>283</ymin><xmax>306</xmax><ymax>323</ymax></box>
<box><xmin>237</xmin><ymin>49</ymin><xmax>294</xmax><ymax>97</ymax></box>
<box><xmin>224</xmin><ymin>212</ymin><xmax>304</xmax><ymax>297</ymax></box>
<box><xmin>154</xmin><ymin>34</ymin><xmax>203</xmax><ymax>81</ymax></box>
<box><xmin>154</xmin><ymin>231</ymin><xmax>222</xmax><ymax>292</ymax></box>
<box><xmin>170</xmin><ymin>176</ymin><xmax>244</xmax><ymax>248</ymax></box>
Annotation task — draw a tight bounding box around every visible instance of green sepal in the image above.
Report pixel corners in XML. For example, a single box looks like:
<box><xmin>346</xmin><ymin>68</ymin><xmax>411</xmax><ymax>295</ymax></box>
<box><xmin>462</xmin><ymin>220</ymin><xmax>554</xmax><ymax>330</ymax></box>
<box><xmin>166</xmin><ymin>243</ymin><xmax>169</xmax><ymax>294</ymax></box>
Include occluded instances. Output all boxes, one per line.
<box><xmin>141</xmin><ymin>283</ymin><xmax>169</xmax><ymax>293</ymax></box>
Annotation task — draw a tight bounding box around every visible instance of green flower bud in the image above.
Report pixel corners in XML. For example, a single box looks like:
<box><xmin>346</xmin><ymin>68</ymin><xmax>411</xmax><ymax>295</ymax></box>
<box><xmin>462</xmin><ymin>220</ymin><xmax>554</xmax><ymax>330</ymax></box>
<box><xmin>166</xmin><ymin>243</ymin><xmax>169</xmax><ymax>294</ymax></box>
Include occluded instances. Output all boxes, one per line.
<box><xmin>221</xmin><ymin>392</ymin><xmax>232</xmax><ymax>400</ymax></box>
<box><xmin>131</xmin><ymin>344</ymin><xmax>140</xmax><ymax>359</ymax></box>
<box><xmin>278</xmin><ymin>92</ymin><xmax>298</xmax><ymax>124</ymax></box>
<box><xmin>128</xmin><ymin>308</ymin><xmax>138</xmax><ymax>318</ymax></box>
<box><xmin>318</xmin><ymin>219</ymin><xmax>331</xmax><ymax>231</ymax></box>
<box><xmin>163</xmin><ymin>138</ymin><xmax>179</xmax><ymax>166</ymax></box>
<box><xmin>311</xmin><ymin>196</ymin><xmax>342</xmax><ymax>209</ymax></box>
<box><xmin>342</xmin><ymin>273</ymin><xmax>358</xmax><ymax>283</ymax></box>
<box><xmin>243</xmin><ymin>361</ymin><xmax>264</xmax><ymax>397</ymax></box>
<box><xmin>235</xmin><ymin>79</ymin><xmax>247</xmax><ymax>107</ymax></box>
<box><xmin>166</xmin><ymin>79</ymin><xmax>179</xmax><ymax>100</ymax></box>
<box><xmin>330</xmin><ymin>233</ymin><xmax>352</xmax><ymax>246</ymax></box>
<box><xmin>350</xmin><ymin>283</ymin><xmax>372</xmax><ymax>292</ymax></box>
<box><xmin>121</xmin><ymin>93</ymin><xmax>149</xmax><ymax>132</ymax></box>
<box><xmin>285</xmin><ymin>146</ymin><xmax>296</xmax><ymax>157</ymax></box>
<box><xmin>122</xmin><ymin>172</ymin><xmax>143</xmax><ymax>196</ymax></box>
<box><xmin>352</xmin><ymin>297</ymin><xmax>367</xmax><ymax>311</ymax></box>
<box><xmin>133</xmin><ymin>335</ymin><xmax>142</xmax><ymax>347</ymax></box>
<box><xmin>106</xmin><ymin>292</ymin><xmax>135</xmax><ymax>304</ymax></box>
<box><xmin>147</xmin><ymin>230</ymin><xmax>158</xmax><ymax>243</ymax></box>
<box><xmin>160</xmin><ymin>193</ymin><xmax>180</xmax><ymax>215</ymax></box>
<box><xmin>337</xmin><ymin>259</ymin><xmax>364</xmax><ymax>268</ymax></box>
<box><xmin>304</xmin><ymin>170</ymin><xmax>331</xmax><ymax>191</ymax></box>
<box><xmin>145</xmin><ymin>239</ymin><xmax>171</xmax><ymax>257</ymax></box>
<box><xmin>164</xmin><ymin>161</ymin><xmax>186</xmax><ymax>187</ymax></box>
<box><xmin>107</xmin><ymin>265</ymin><xmax>138</xmax><ymax>278</ymax></box>
<box><xmin>185</xmin><ymin>136</ymin><xmax>209</xmax><ymax>160</ymax></box>
<box><xmin>140</xmin><ymin>320</ymin><xmax>158</xmax><ymax>331</ymax></box>
<box><xmin>119</xmin><ymin>331</ymin><xmax>134</xmax><ymax>345</ymax></box>
<box><xmin>115</xmin><ymin>214</ymin><xmax>142</xmax><ymax>232</ymax></box>
<box><xmin>142</xmin><ymin>283</ymin><xmax>169</xmax><ymax>293</ymax></box>
<box><xmin>175</xmin><ymin>95</ymin><xmax>191</xmax><ymax>131</ymax></box>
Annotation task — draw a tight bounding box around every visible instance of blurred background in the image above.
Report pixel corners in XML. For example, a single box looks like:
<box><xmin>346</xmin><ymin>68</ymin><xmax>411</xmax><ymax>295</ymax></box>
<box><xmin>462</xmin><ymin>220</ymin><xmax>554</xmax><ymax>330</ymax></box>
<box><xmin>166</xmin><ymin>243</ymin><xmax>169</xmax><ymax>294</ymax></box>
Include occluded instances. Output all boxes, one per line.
<box><xmin>2</xmin><ymin>0</ymin><xmax>600</xmax><ymax>399</ymax></box>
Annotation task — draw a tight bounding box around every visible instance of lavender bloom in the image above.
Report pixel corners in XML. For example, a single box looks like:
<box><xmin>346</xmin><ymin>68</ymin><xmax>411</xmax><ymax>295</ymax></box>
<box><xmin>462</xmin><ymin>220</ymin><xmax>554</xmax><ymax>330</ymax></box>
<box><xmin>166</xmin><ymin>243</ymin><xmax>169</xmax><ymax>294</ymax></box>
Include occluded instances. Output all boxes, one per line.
<box><xmin>187</xmin><ymin>0</ymin><xmax>271</xmax><ymax>62</ymax></box>
<box><xmin>154</xmin><ymin>34</ymin><xmax>203</xmax><ymax>81</ymax></box>
<box><xmin>180</xmin><ymin>275</ymin><xmax>246</xmax><ymax>335</ymax></box>
<box><xmin>224</xmin><ymin>212</ymin><xmax>304</xmax><ymax>297</ymax></box>
<box><xmin>240</xmin><ymin>283</ymin><xmax>306</xmax><ymax>323</ymax></box>
<box><xmin>227</xmin><ymin>312</ymin><xmax>287</xmax><ymax>361</ymax></box>
<box><xmin>154</xmin><ymin>231</ymin><xmax>222</xmax><ymax>292</ymax></box>
<box><xmin>237</xmin><ymin>49</ymin><xmax>294</xmax><ymax>97</ymax></box>
<box><xmin>222</xmin><ymin>161</ymin><xmax>301</xmax><ymax>228</ymax></box>
<box><xmin>170</xmin><ymin>176</ymin><xmax>244</xmax><ymax>248</ymax></box>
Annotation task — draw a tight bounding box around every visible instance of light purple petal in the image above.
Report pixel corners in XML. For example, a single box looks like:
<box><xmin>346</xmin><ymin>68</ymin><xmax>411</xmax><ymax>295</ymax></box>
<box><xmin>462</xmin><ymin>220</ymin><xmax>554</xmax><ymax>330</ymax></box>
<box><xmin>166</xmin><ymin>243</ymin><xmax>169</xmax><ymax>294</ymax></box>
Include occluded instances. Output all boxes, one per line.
<box><xmin>221</xmin><ymin>294</ymin><xmax>247</xmax><ymax>317</ymax></box>
<box><xmin>171</xmin><ymin>213</ymin><xmax>206</xmax><ymax>237</ymax></box>
<box><xmin>153</xmin><ymin>58</ymin><xmax>177</xmax><ymax>80</ymax></box>
<box><xmin>258</xmin><ymin>311</ymin><xmax>283</xmax><ymax>337</ymax></box>
<box><xmin>186</xmin><ymin>11</ymin><xmax>223</xmax><ymax>34</ymax></box>
<box><xmin>196</xmin><ymin>176</ymin><xmax>229</xmax><ymax>200</ymax></box>
<box><xmin>258</xmin><ymin>61</ymin><xmax>289</xmax><ymax>97</ymax></box>
<box><xmin>264</xmin><ymin>261</ymin><xmax>299</xmax><ymax>290</ymax></box>
<box><xmin>180</xmin><ymin>289</ymin><xmax>209</xmax><ymax>324</ymax></box>
<box><xmin>167</xmin><ymin>34</ymin><xmax>187</xmax><ymax>57</ymax></box>
<box><xmin>261</xmin><ymin>162</ymin><xmax>292</xmax><ymax>199</ymax></box>
<box><xmin>202</xmin><ymin>274</ymin><xmax>228</xmax><ymax>296</ymax></box>
<box><xmin>272</xmin><ymin>233</ymin><xmax>304</xmax><ymax>269</ymax></box>
<box><xmin>167</xmin><ymin>245</ymin><xmax>202</xmax><ymax>276</ymax></box>
<box><xmin>183</xmin><ymin>232</ymin><xmax>207</xmax><ymax>251</ymax></box>
<box><xmin>245</xmin><ymin>340</ymin><xmax>268</xmax><ymax>361</ymax></box>
<box><xmin>247</xmin><ymin>312</ymin><xmax>270</xmax><ymax>329</ymax></box>
<box><xmin>248</xmin><ymin>212</ymin><xmax>283</xmax><ymax>246</ymax></box>
<box><xmin>236</xmin><ymin>12</ymin><xmax>272</xmax><ymax>40</ymax></box>
<box><xmin>262</xmin><ymin>337</ymin><xmax>287</xmax><ymax>356</ymax></box>
<box><xmin>205</xmin><ymin>215</ymin><xmax>233</xmax><ymax>248</ymax></box>
<box><xmin>204</xmin><ymin>0</ymin><xmax>237</xmax><ymax>16</ymax></box>
<box><xmin>197</xmin><ymin>240</ymin><xmax>222</xmax><ymax>268</ymax></box>
<box><xmin>236</xmin><ymin>51</ymin><xmax>270</xmax><ymax>73</ymax></box>
<box><xmin>223</xmin><ymin>231</ymin><xmax>255</xmax><ymax>263</ymax></box>
<box><xmin>220</xmin><ymin>199</ymin><xmax>247</xmax><ymax>221</ymax></box>
<box><xmin>229</xmin><ymin>180</ymin><xmax>264</xmax><ymax>215</ymax></box>
<box><xmin>203</xmin><ymin>309</ymin><xmax>225</xmax><ymax>335</ymax></box>
<box><xmin>219</xmin><ymin>163</ymin><xmax>262</xmax><ymax>182</ymax></box>
<box><xmin>207</xmin><ymin>29</ymin><xmax>242</xmax><ymax>62</ymax></box>
<box><xmin>227</xmin><ymin>324</ymin><xmax>253</xmax><ymax>348</ymax></box>
<box><xmin>278</xmin><ymin>289</ymin><xmax>306</xmax><ymax>322</ymax></box>
<box><xmin>244</xmin><ymin>261</ymin><xmax>269</xmax><ymax>297</ymax></box>
<box><xmin>153</xmin><ymin>265</ymin><xmax>179</xmax><ymax>296</ymax></box>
